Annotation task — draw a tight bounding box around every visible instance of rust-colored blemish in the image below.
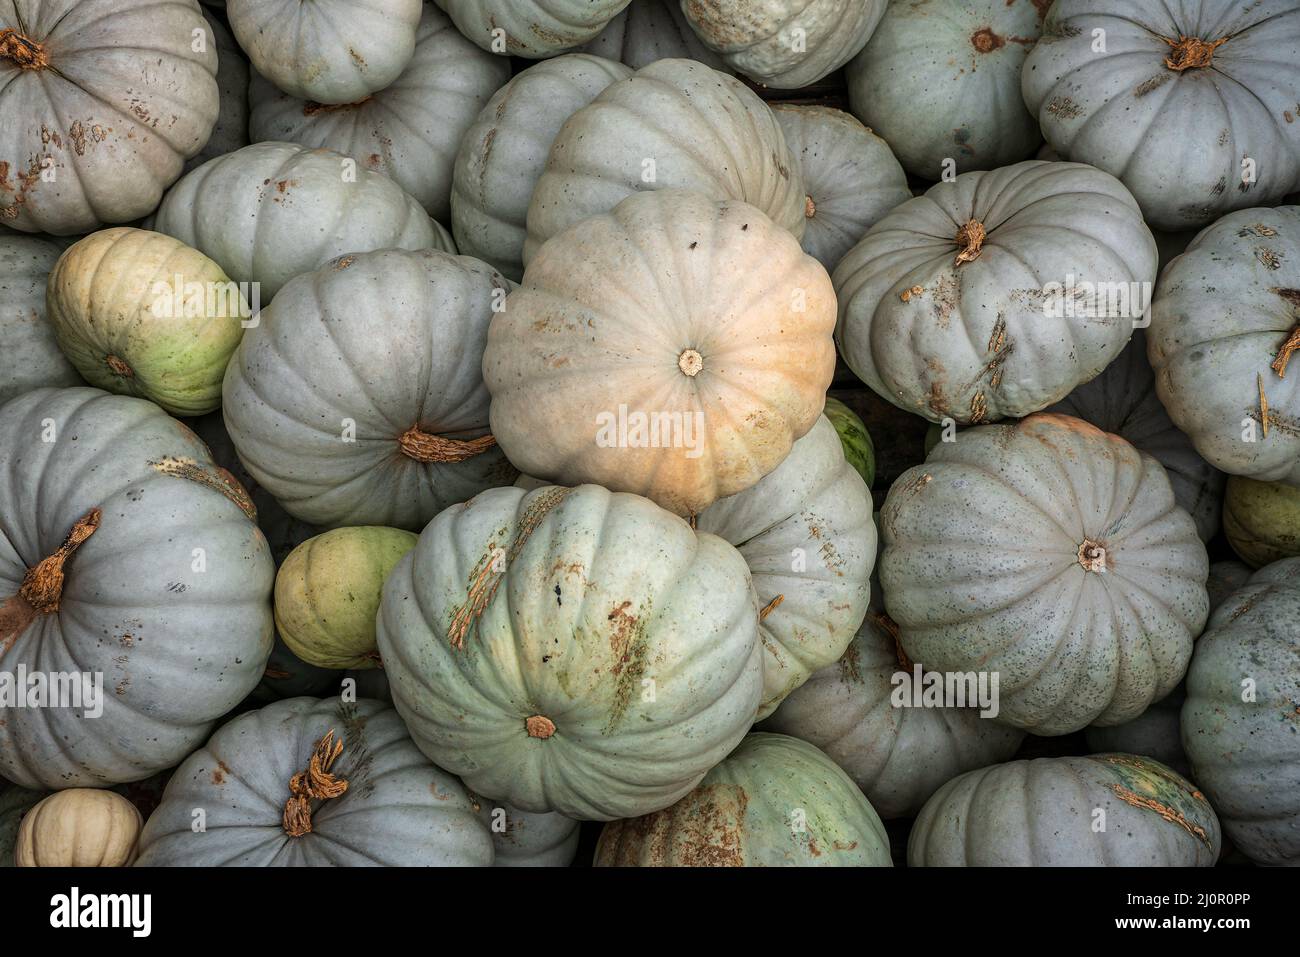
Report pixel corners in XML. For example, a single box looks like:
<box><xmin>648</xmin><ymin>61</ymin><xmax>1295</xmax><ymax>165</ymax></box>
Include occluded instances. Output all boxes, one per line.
<box><xmin>105</xmin><ymin>354</ymin><xmax>133</xmax><ymax>377</ymax></box>
<box><xmin>525</xmin><ymin>715</ymin><xmax>555</xmax><ymax>739</ymax></box>
<box><xmin>971</xmin><ymin>28</ymin><xmax>1005</xmax><ymax>53</ymax></box>
<box><xmin>1107</xmin><ymin>783</ymin><xmax>1211</xmax><ymax>848</ymax></box>
<box><xmin>758</xmin><ymin>594</ymin><xmax>785</xmax><ymax>621</ymax></box>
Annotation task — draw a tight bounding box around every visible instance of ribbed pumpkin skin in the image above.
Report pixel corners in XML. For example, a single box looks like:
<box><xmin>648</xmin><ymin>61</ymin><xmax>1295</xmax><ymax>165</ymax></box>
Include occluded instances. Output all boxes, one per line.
<box><xmin>0</xmin><ymin>235</ymin><xmax>80</xmax><ymax>405</ymax></box>
<box><xmin>188</xmin><ymin>9</ymin><xmax>249</xmax><ymax>172</ymax></box>
<box><xmin>375</xmin><ymin>484</ymin><xmax>764</xmax><ymax>821</ymax></box>
<box><xmin>16</xmin><ymin>789</ymin><xmax>142</xmax><ymax>867</ymax></box>
<box><xmin>880</xmin><ymin>414</ymin><xmax>1209</xmax><ymax>736</ymax></box>
<box><xmin>469</xmin><ymin>792</ymin><xmax>580</xmax><ymax>867</ymax></box>
<box><xmin>1048</xmin><ymin>331</ymin><xmax>1224</xmax><ymax>542</ymax></box>
<box><xmin>46</xmin><ymin>228</ymin><xmax>247</xmax><ymax>417</ymax></box>
<box><xmin>681</xmin><ymin>0</ymin><xmax>886</xmax><ymax>89</ymax></box>
<box><xmin>764</xmin><ymin>611</ymin><xmax>1024</xmax><ymax>819</ymax></box>
<box><xmin>595</xmin><ymin>734</ymin><xmax>892</xmax><ymax>866</ymax></box>
<box><xmin>249</xmin><ymin>5</ymin><xmax>509</xmax><ymax>223</ymax></box>
<box><xmin>846</xmin><ymin>0</ymin><xmax>1044</xmax><ymax>179</ymax></box>
<box><xmin>0</xmin><ymin>785</ymin><xmax>46</xmax><ymax>867</ymax></box>
<box><xmin>450</xmin><ymin>54</ymin><xmax>631</xmax><ymax>282</ymax></box>
<box><xmin>771</xmin><ymin>105</ymin><xmax>910</xmax><ymax>273</ymax></box>
<box><xmin>1022</xmin><ymin>0</ymin><xmax>1300</xmax><ymax>231</ymax></box>
<box><xmin>581</xmin><ymin>0</ymin><xmax>728</xmax><ymax>70</ymax></box>
<box><xmin>0</xmin><ymin>388</ymin><xmax>274</xmax><ymax>789</ymax></box>
<box><xmin>833</xmin><ymin>161</ymin><xmax>1157</xmax><ymax>425</ymax></box>
<box><xmin>153</xmin><ymin>142</ymin><xmax>451</xmax><ymax>300</ymax></box>
<box><xmin>489</xmin><ymin>190</ymin><xmax>835</xmax><ymax>518</ymax></box>
<box><xmin>821</xmin><ymin>397</ymin><xmax>874</xmax><ymax>488</ymax></box>
<box><xmin>1147</xmin><ymin>206</ymin><xmax>1300</xmax><ymax>487</ymax></box>
<box><xmin>0</xmin><ymin>0</ymin><xmax>218</xmax><ymax>234</ymax></box>
<box><xmin>1182</xmin><ymin>558</ymin><xmax>1300</xmax><ymax>866</ymax></box>
<box><xmin>435</xmin><ymin>0</ymin><xmax>631</xmax><ymax>58</ymax></box>
<box><xmin>222</xmin><ymin>248</ymin><xmax>516</xmax><ymax>530</ymax></box>
<box><xmin>1224</xmin><ymin>477</ymin><xmax>1300</xmax><ymax>567</ymax></box>
<box><xmin>227</xmin><ymin>0</ymin><xmax>422</xmax><ymax>104</ymax></box>
<box><xmin>909</xmin><ymin>754</ymin><xmax>1221</xmax><ymax>866</ymax></box>
<box><xmin>523</xmin><ymin>59</ymin><xmax>806</xmax><ymax>264</ymax></box>
<box><xmin>135</xmin><ymin>697</ymin><xmax>493</xmax><ymax>866</ymax></box>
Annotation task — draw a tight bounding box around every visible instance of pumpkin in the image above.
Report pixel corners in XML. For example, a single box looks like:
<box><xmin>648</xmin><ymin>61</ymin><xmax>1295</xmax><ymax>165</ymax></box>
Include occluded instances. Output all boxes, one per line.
<box><xmin>0</xmin><ymin>387</ymin><xmax>274</xmax><ymax>789</ymax></box>
<box><xmin>135</xmin><ymin>696</ymin><xmax>493</xmax><ymax>865</ymax></box>
<box><xmin>468</xmin><ymin>792</ymin><xmax>580</xmax><ymax>867</ymax></box>
<box><xmin>771</xmin><ymin>104</ymin><xmax>910</xmax><ymax>273</ymax></box>
<box><xmin>249</xmin><ymin>5</ymin><xmax>509</xmax><ymax>223</ymax></box>
<box><xmin>46</xmin><ymin>228</ymin><xmax>248</xmax><ymax>417</ymax></box>
<box><xmin>581</xmin><ymin>0</ymin><xmax>728</xmax><ymax>70</ymax></box>
<box><xmin>434</xmin><ymin>0</ymin><xmax>631</xmax><ymax>59</ymax></box>
<box><xmin>226</xmin><ymin>0</ymin><xmax>422</xmax><ymax>104</ymax></box>
<box><xmin>845</xmin><ymin>0</ymin><xmax>1044</xmax><ymax>181</ymax></box>
<box><xmin>222</xmin><ymin>248</ymin><xmax>516</xmax><ymax>530</ymax></box>
<box><xmin>15</xmin><ymin>789</ymin><xmax>142</xmax><ymax>867</ymax></box>
<box><xmin>909</xmin><ymin>753</ymin><xmax>1221</xmax><ymax>866</ymax></box>
<box><xmin>1084</xmin><ymin>560</ymin><xmax>1251</xmax><ymax>779</ymax></box>
<box><xmin>275</xmin><ymin>527</ymin><xmax>419</xmax><ymax>670</ymax></box>
<box><xmin>374</xmin><ymin>484</ymin><xmax>764</xmax><ymax>821</ymax></box>
<box><xmin>1022</xmin><ymin>0</ymin><xmax>1300</xmax><ymax>230</ymax></box>
<box><xmin>0</xmin><ymin>234</ymin><xmax>79</xmax><ymax>404</ymax></box>
<box><xmin>487</xmin><ymin>189</ymin><xmax>835</xmax><ymax>517</ymax></box>
<box><xmin>1047</xmin><ymin>331</ymin><xmax>1225</xmax><ymax>541</ymax></box>
<box><xmin>450</xmin><ymin>54</ymin><xmax>631</xmax><ymax>281</ymax></box>
<box><xmin>0</xmin><ymin>783</ymin><xmax>45</xmax><ymax>867</ymax></box>
<box><xmin>834</xmin><ymin>160</ymin><xmax>1158</xmax><ymax>425</ymax></box>
<box><xmin>188</xmin><ymin>8</ymin><xmax>249</xmax><ymax>172</ymax></box>
<box><xmin>680</xmin><ymin>0</ymin><xmax>886</xmax><ymax>89</ymax></box>
<box><xmin>595</xmin><ymin>733</ymin><xmax>892</xmax><ymax>866</ymax></box>
<box><xmin>153</xmin><ymin>141</ymin><xmax>453</xmax><ymax>300</ymax></box>
<box><xmin>0</xmin><ymin>0</ymin><xmax>218</xmax><ymax>234</ymax></box>
<box><xmin>1148</xmin><ymin>206</ymin><xmax>1300</xmax><ymax>487</ymax></box>
<box><xmin>880</xmin><ymin>413</ymin><xmax>1209</xmax><ymax>736</ymax></box>
<box><xmin>1224</xmin><ymin>476</ymin><xmax>1300</xmax><ymax>567</ymax></box>
<box><xmin>1182</xmin><ymin>558</ymin><xmax>1300</xmax><ymax>866</ymax></box>
<box><xmin>523</xmin><ymin>58</ymin><xmax>806</xmax><ymax>265</ymax></box>
<box><xmin>821</xmin><ymin>396</ymin><xmax>874</xmax><ymax>488</ymax></box>
<box><xmin>764</xmin><ymin>608</ymin><xmax>1024</xmax><ymax>819</ymax></box>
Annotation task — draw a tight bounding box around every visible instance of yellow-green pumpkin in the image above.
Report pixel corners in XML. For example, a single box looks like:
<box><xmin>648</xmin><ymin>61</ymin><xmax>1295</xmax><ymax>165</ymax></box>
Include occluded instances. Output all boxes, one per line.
<box><xmin>1223</xmin><ymin>476</ymin><xmax>1300</xmax><ymax>568</ymax></box>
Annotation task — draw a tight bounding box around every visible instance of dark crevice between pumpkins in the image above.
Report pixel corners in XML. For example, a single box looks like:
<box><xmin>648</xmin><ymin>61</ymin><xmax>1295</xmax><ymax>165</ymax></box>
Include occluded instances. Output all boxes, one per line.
<box><xmin>398</xmin><ymin>425</ymin><xmax>496</xmax><ymax>463</ymax></box>
<box><xmin>282</xmin><ymin>729</ymin><xmax>348</xmax><ymax>837</ymax></box>
<box><xmin>0</xmin><ymin>508</ymin><xmax>101</xmax><ymax>659</ymax></box>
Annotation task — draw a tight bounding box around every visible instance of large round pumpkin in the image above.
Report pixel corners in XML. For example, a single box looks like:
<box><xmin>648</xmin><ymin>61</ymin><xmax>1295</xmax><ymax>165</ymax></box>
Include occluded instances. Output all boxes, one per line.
<box><xmin>274</xmin><ymin>527</ymin><xmax>419</xmax><ymax>670</ymax></box>
<box><xmin>374</xmin><ymin>484</ymin><xmax>764</xmax><ymax>821</ymax></box>
<box><xmin>1182</xmin><ymin>557</ymin><xmax>1300</xmax><ymax>866</ymax></box>
<box><xmin>523</xmin><ymin>58</ymin><xmax>806</xmax><ymax>264</ymax></box>
<box><xmin>227</xmin><ymin>0</ymin><xmax>422</xmax><ymax>104</ymax></box>
<box><xmin>222</xmin><ymin>248</ymin><xmax>516</xmax><ymax>530</ymax></box>
<box><xmin>680</xmin><ymin>0</ymin><xmax>886</xmax><ymax>89</ymax></box>
<box><xmin>1224</xmin><ymin>476</ymin><xmax>1300</xmax><ymax>567</ymax></box>
<box><xmin>1047</xmin><ymin>331</ymin><xmax>1225</xmax><ymax>541</ymax></box>
<box><xmin>594</xmin><ymin>733</ymin><xmax>892</xmax><ymax>866</ymax></box>
<box><xmin>153</xmin><ymin>142</ymin><xmax>452</xmax><ymax>300</ymax></box>
<box><xmin>1022</xmin><ymin>0</ymin><xmax>1300</xmax><ymax>230</ymax></box>
<box><xmin>1147</xmin><ymin>206</ymin><xmax>1300</xmax><ymax>487</ymax></box>
<box><xmin>450</xmin><ymin>54</ymin><xmax>631</xmax><ymax>281</ymax></box>
<box><xmin>188</xmin><ymin>8</ymin><xmax>249</xmax><ymax>173</ymax></box>
<box><xmin>909</xmin><ymin>754</ymin><xmax>1221</xmax><ymax>866</ymax></box>
<box><xmin>581</xmin><ymin>0</ymin><xmax>728</xmax><ymax>70</ymax></box>
<box><xmin>487</xmin><ymin>189</ymin><xmax>836</xmax><ymax>517</ymax></box>
<box><xmin>434</xmin><ymin>0</ymin><xmax>631</xmax><ymax>58</ymax></box>
<box><xmin>46</xmin><ymin>228</ymin><xmax>249</xmax><ymax>417</ymax></box>
<box><xmin>764</xmin><ymin>608</ymin><xmax>1024</xmax><ymax>819</ymax></box>
<box><xmin>771</xmin><ymin>105</ymin><xmax>910</xmax><ymax>273</ymax></box>
<box><xmin>0</xmin><ymin>235</ymin><xmax>79</xmax><ymax>405</ymax></box>
<box><xmin>0</xmin><ymin>0</ymin><xmax>218</xmax><ymax>234</ymax></box>
<box><xmin>880</xmin><ymin>413</ymin><xmax>1209</xmax><ymax>736</ymax></box>
<box><xmin>0</xmin><ymin>387</ymin><xmax>274</xmax><ymax>789</ymax></box>
<box><xmin>469</xmin><ymin>792</ymin><xmax>580</xmax><ymax>868</ymax></box>
<box><xmin>16</xmin><ymin>789</ymin><xmax>142</xmax><ymax>867</ymax></box>
<box><xmin>249</xmin><ymin>5</ymin><xmax>509</xmax><ymax>223</ymax></box>
<box><xmin>135</xmin><ymin>696</ymin><xmax>493</xmax><ymax>866</ymax></box>
<box><xmin>834</xmin><ymin>160</ymin><xmax>1158</xmax><ymax>425</ymax></box>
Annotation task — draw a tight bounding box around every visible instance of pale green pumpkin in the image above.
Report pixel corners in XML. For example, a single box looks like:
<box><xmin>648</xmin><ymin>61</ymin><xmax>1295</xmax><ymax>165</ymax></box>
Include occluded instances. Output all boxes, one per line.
<box><xmin>275</xmin><ymin>527</ymin><xmax>419</xmax><ymax>670</ymax></box>
<box><xmin>46</xmin><ymin>229</ymin><xmax>248</xmax><ymax>416</ymax></box>
<box><xmin>1223</xmin><ymin>476</ymin><xmax>1300</xmax><ymax>568</ymax></box>
<box><xmin>821</xmin><ymin>396</ymin><xmax>875</xmax><ymax>488</ymax></box>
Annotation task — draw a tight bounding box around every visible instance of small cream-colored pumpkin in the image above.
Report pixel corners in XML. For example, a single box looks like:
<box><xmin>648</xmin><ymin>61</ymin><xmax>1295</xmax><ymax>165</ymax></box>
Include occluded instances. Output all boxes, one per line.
<box><xmin>16</xmin><ymin>789</ymin><xmax>143</xmax><ymax>867</ymax></box>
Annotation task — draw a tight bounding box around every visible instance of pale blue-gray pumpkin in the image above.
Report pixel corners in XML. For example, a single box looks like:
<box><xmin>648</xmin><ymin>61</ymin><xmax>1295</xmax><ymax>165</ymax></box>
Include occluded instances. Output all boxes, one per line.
<box><xmin>0</xmin><ymin>235</ymin><xmax>80</xmax><ymax>405</ymax></box>
<box><xmin>580</xmin><ymin>0</ymin><xmax>727</xmax><ymax>70</ymax></box>
<box><xmin>434</xmin><ymin>0</ymin><xmax>631</xmax><ymax>58</ymax></box>
<box><xmin>0</xmin><ymin>387</ymin><xmax>274</xmax><ymax>789</ymax></box>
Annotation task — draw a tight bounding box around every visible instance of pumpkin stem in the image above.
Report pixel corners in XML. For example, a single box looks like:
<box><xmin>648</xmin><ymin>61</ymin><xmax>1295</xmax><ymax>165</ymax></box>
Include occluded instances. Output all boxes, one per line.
<box><xmin>105</xmin><ymin>354</ymin><xmax>134</xmax><ymax>378</ymax></box>
<box><xmin>1</xmin><ymin>509</ymin><xmax>101</xmax><ymax>661</ymax></box>
<box><xmin>302</xmin><ymin>95</ymin><xmax>373</xmax><ymax>117</ymax></box>
<box><xmin>0</xmin><ymin>29</ymin><xmax>48</xmax><ymax>70</ymax></box>
<box><xmin>398</xmin><ymin>425</ymin><xmax>496</xmax><ymax>463</ymax></box>
<box><xmin>954</xmin><ymin>220</ymin><xmax>987</xmax><ymax>265</ymax></box>
<box><xmin>282</xmin><ymin>729</ymin><xmax>349</xmax><ymax>837</ymax></box>
<box><xmin>873</xmin><ymin>612</ymin><xmax>911</xmax><ymax>671</ymax></box>
<box><xmin>1161</xmin><ymin>35</ymin><xmax>1229</xmax><ymax>71</ymax></box>
<box><xmin>758</xmin><ymin>594</ymin><xmax>785</xmax><ymax>621</ymax></box>
<box><xmin>1270</xmin><ymin>323</ymin><xmax>1300</xmax><ymax>379</ymax></box>
<box><xmin>677</xmin><ymin>349</ymin><xmax>704</xmax><ymax>377</ymax></box>
<box><xmin>1077</xmin><ymin>539</ymin><xmax>1108</xmax><ymax>573</ymax></box>
<box><xmin>525</xmin><ymin>715</ymin><xmax>555</xmax><ymax>739</ymax></box>
<box><xmin>804</xmin><ymin>194</ymin><xmax>816</xmax><ymax>219</ymax></box>
<box><xmin>1257</xmin><ymin>373</ymin><xmax>1271</xmax><ymax>438</ymax></box>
